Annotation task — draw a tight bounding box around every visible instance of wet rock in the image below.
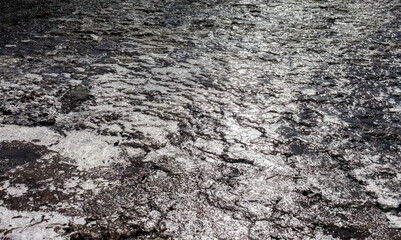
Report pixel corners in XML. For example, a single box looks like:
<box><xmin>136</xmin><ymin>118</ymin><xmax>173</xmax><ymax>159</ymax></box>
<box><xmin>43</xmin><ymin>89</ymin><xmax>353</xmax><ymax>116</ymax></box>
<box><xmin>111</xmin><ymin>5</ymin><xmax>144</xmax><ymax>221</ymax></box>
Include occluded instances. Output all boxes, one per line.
<box><xmin>60</xmin><ymin>84</ymin><xmax>91</xmax><ymax>113</ymax></box>
<box><xmin>0</xmin><ymin>141</ymin><xmax>47</xmax><ymax>177</ymax></box>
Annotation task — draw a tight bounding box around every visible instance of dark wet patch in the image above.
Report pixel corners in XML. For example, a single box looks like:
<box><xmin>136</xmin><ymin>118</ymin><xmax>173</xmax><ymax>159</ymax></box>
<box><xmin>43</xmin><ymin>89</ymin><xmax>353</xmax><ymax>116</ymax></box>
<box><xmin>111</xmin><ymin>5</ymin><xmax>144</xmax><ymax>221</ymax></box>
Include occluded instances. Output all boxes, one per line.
<box><xmin>121</xmin><ymin>130</ymin><xmax>144</xmax><ymax>140</ymax></box>
<box><xmin>67</xmin><ymin>223</ymin><xmax>164</xmax><ymax>240</ymax></box>
<box><xmin>0</xmin><ymin>0</ymin><xmax>110</xmax><ymax>46</ymax></box>
<box><xmin>296</xmin><ymin>107</ymin><xmax>322</xmax><ymax>127</ymax></box>
<box><xmin>120</xmin><ymin>139</ymin><xmax>165</xmax><ymax>154</ymax></box>
<box><xmin>59</xmin><ymin>158</ymin><xmax>186</xmax><ymax>240</ymax></box>
<box><xmin>219</xmin><ymin>154</ymin><xmax>254</xmax><ymax>165</ymax></box>
<box><xmin>60</xmin><ymin>84</ymin><xmax>92</xmax><ymax>113</ymax></box>
<box><xmin>220</xmin><ymin>166</ymin><xmax>242</xmax><ymax>179</ymax></box>
<box><xmin>0</xmin><ymin>141</ymin><xmax>47</xmax><ymax>178</ymax></box>
<box><xmin>1</xmin><ymin>153</ymin><xmax>80</xmax><ymax>212</ymax></box>
<box><xmin>289</xmin><ymin>141</ymin><xmax>308</xmax><ymax>155</ymax></box>
<box><xmin>322</xmin><ymin>225</ymin><xmax>370</xmax><ymax>240</ymax></box>
<box><xmin>276</xmin><ymin>126</ymin><xmax>298</xmax><ymax>139</ymax></box>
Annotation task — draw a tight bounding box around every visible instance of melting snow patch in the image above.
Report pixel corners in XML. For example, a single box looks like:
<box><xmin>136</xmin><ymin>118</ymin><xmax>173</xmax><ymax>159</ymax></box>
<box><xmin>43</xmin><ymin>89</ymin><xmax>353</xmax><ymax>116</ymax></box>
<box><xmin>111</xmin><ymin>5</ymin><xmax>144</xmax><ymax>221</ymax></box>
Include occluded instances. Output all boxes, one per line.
<box><xmin>51</xmin><ymin>131</ymin><xmax>124</xmax><ymax>170</ymax></box>
<box><xmin>386</xmin><ymin>214</ymin><xmax>401</xmax><ymax>229</ymax></box>
<box><xmin>0</xmin><ymin>206</ymin><xmax>84</xmax><ymax>240</ymax></box>
<box><xmin>0</xmin><ymin>125</ymin><xmax>60</xmax><ymax>146</ymax></box>
<box><xmin>5</xmin><ymin>184</ymin><xmax>28</xmax><ymax>197</ymax></box>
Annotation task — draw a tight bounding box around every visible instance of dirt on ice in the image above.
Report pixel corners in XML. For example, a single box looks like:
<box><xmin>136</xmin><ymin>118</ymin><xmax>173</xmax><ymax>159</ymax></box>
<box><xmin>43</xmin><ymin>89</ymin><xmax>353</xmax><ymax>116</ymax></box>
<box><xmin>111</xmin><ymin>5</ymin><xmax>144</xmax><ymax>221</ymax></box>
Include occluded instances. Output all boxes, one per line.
<box><xmin>0</xmin><ymin>0</ymin><xmax>401</xmax><ymax>239</ymax></box>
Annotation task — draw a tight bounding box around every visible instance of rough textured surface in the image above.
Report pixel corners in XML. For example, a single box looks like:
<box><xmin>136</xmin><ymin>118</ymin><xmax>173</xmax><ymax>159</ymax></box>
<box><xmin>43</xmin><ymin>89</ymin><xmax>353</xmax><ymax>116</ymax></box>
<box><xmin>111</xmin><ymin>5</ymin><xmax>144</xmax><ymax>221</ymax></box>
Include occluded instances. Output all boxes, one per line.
<box><xmin>0</xmin><ymin>0</ymin><xmax>400</xmax><ymax>239</ymax></box>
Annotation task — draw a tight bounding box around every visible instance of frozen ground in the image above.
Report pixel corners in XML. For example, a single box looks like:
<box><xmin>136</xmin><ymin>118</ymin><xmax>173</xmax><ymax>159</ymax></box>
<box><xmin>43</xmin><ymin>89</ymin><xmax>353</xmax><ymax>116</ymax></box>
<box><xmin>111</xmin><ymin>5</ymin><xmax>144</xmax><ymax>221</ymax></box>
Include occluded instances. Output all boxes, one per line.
<box><xmin>0</xmin><ymin>0</ymin><xmax>401</xmax><ymax>239</ymax></box>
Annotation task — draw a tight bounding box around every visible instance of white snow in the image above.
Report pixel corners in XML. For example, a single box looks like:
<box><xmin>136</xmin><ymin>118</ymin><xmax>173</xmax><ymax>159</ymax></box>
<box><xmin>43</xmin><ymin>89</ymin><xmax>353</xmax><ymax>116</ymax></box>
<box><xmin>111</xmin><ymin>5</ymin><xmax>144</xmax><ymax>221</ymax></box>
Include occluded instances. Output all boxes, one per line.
<box><xmin>386</xmin><ymin>213</ymin><xmax>401</xmax><ymax>229</ymax></box>
<box><xmin>5</xmin><ymin>184</ymin><xmax>28</xmax><ymax>198</ymax></box>
<box><xmin>51</xmin><ymin>131</ymin><xmax>124</xmax><ymax>170</ymax></box>
<box><xmin>0</xmin><ymin>125</ymin><xmax>60</xmax><ymax>146</ymax></box>
<box><xmin>0</xmin><ymin>206</ymin><xmax>84</xmax><ymax>240</ymax></box>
